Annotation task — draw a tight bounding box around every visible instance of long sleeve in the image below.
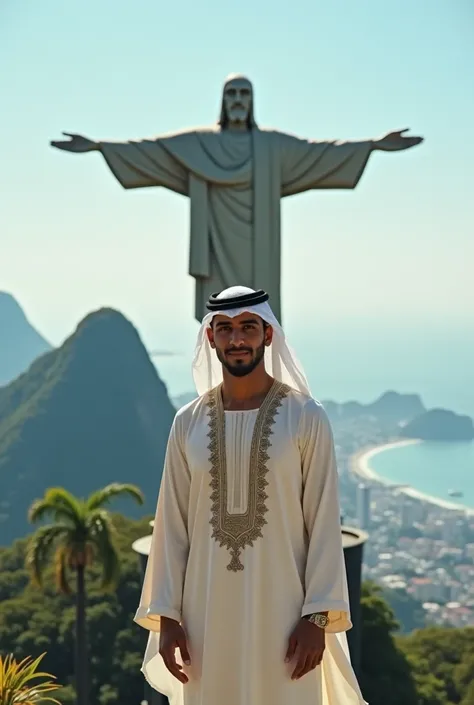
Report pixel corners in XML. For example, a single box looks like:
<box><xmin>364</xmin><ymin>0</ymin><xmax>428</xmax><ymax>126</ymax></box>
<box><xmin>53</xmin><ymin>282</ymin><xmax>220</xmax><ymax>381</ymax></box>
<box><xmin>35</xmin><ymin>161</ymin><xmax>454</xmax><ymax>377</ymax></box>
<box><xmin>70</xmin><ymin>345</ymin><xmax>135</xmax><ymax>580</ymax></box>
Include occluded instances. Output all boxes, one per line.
<box><xmin>280</xmin><ymin>132</ymin><xmax>372</xmax><ymax>197</ymax></box>
<box><xmin>99</xmin><ymin>138</ymin><xmax>188</xmax><ymax>194</ymax></box>
<box><xmin>299</xmin><ymin>399</ymin><xmax>351</xmax><ymax>633</ymax></box>
<box><xmin>134</xmin><ymin>411</ymin><xmax>191</xmax><ymax>630</ymax></box>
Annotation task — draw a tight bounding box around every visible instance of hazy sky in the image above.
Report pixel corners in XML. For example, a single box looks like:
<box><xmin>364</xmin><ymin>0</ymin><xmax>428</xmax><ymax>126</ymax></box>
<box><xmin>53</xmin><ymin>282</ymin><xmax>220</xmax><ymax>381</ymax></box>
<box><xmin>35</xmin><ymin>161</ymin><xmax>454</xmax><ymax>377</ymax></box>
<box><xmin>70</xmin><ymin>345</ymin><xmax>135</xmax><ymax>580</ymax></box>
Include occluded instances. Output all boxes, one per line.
<box><xmin>2</xmin><ymin>0</ymin><xmax>473</xmax><ymax>397</ymax></box>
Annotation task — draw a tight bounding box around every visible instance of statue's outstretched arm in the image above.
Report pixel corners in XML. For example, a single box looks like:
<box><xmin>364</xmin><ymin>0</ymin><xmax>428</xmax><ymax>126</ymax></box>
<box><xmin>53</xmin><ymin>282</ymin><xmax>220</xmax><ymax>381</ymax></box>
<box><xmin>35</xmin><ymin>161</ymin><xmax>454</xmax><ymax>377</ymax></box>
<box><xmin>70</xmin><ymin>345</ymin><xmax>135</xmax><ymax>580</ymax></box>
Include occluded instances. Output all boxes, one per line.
<box><xmin>372</xmin><ymin>129</ymin><xmax>423</xmax><ymax>152</ymax></box>
<box><xmin>50</xmin><ymin>132</ymin><xmax>188</xmax><ymax>194</ymax></box>
<box><xmin>50</xmin><ymin>133</ymin><xmax>98</xmax><ymax>153</ymax></box>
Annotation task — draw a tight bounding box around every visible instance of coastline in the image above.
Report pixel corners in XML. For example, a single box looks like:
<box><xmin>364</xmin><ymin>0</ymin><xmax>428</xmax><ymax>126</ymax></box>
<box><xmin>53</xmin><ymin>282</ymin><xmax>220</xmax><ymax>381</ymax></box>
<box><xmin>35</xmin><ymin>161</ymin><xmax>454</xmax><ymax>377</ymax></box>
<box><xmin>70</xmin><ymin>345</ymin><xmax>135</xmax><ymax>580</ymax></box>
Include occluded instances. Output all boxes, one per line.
<box><xmin>350</xmin><ymin>439</ymin><xmax>474</xmax><ymax>516</ymax></box>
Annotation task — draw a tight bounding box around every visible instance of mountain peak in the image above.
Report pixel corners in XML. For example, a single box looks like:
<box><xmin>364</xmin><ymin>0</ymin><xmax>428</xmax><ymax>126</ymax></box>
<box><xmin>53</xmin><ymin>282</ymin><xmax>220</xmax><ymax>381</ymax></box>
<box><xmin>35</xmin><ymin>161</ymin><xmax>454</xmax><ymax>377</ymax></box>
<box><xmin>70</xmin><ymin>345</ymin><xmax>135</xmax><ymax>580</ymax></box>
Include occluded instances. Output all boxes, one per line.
<box><xmin>73</xmin><ymin>307</ymin><xmax>142</xmax><ymax>350</ymax></box>
<box><xmin>0</xmin><ymin>306</ymin><xmax>176</xmax><ymax>543</ymax></box>
<box><xmin>0</xmin><ymin>290</ymin><xmax>28</xmax><ymax>319</ymax></box>
<box><xmin>0</xmin><ymin>292</ymin><xmax>52</xmax><ymax>386</ymax></box>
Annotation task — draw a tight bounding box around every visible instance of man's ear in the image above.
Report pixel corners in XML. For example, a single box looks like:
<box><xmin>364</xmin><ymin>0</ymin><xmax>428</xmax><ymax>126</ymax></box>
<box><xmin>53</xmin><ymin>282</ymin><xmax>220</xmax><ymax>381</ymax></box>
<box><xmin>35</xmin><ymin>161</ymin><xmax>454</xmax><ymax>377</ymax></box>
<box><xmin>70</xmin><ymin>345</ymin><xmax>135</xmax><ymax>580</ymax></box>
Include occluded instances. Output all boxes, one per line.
<box><xmin>206</xmin><ymin>326</ymin><xmax>216</xmax><ymax>349</ymax></box>
<box><xmin>264</xmin><ymin>324</ymin><xmax>273</xmax><ymax>347</ymax></box>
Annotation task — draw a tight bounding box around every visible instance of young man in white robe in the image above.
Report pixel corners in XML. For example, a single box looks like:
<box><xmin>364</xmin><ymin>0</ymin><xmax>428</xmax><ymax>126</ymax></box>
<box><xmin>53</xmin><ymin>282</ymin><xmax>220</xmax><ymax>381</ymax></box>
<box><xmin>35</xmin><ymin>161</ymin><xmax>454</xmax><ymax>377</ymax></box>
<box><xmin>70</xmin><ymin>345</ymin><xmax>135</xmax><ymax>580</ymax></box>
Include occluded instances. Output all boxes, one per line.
<box><xmin>135</xmin><ymin>286</ymin><xmax>367</xmax><ymax>705</ymax></box>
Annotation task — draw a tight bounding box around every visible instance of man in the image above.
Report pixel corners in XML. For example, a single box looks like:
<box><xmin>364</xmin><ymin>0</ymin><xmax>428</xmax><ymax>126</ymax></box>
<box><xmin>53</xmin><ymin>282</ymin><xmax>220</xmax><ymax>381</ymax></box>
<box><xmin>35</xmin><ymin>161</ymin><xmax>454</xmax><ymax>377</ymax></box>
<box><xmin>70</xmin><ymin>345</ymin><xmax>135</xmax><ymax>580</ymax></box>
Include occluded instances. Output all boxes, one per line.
<box><xmin>135</xmin><ymin>286</ymin><xmax>366</xmax><ymax>705</ymax></box>
<box><xmin>51</xmin><ymin>74</ymin><xmax>422</xmax><ymax>322</ymax></box>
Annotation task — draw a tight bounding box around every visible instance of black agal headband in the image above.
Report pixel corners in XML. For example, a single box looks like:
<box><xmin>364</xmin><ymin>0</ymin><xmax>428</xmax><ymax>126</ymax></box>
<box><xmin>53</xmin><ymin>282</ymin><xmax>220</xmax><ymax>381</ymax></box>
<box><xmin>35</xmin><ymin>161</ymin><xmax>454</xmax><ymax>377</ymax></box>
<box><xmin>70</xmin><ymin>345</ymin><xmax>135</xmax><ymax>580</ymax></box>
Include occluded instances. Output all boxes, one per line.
<box><xmin>206</xmin><ymin>289</ymin><xmax>269</xmax><ymax>312</ymax></box>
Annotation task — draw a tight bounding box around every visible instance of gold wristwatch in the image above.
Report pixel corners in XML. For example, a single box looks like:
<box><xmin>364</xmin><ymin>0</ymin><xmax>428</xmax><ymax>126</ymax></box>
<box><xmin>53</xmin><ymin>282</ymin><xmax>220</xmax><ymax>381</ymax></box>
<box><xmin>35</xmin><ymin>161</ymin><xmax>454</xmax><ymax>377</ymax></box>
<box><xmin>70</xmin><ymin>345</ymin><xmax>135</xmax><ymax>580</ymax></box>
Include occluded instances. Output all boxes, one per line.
<box><xmin>303</xmin><ymin>613</ymin><xmax>329</xmax><ymax>628</ymax></box>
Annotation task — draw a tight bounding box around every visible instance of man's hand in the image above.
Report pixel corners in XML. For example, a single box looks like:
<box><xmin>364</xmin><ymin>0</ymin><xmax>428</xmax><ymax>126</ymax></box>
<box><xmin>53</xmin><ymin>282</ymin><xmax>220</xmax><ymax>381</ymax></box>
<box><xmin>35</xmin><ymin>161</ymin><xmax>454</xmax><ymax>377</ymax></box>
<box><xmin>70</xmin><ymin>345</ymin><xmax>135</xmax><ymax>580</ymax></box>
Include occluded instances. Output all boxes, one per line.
<box><xmin>159</xmin><ymin>616</ymin><xmax>191</xmax><ymax>684</ymax></box>
<box><xmin>50</xmin><ymin>132</ymin><xmax>98</xmax><ymax>153</ymax></box>
<box><xmin>285</xmin><ymin>618</ymin><xmax>325</xmax><ymax>680</ymax></box>
<box><xmin>374</xmin><ymin>129</ymin><xmax>423</xmax><ymax>152</ymax></box>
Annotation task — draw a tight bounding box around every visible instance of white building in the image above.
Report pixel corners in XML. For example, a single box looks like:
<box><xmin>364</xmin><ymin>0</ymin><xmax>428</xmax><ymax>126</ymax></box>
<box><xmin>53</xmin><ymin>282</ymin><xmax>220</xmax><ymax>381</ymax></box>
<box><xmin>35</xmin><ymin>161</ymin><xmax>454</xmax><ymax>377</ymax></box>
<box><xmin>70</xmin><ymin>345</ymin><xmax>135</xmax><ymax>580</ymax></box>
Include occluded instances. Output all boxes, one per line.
<box><xmin>357</xmin><ymin>483</ymin><xmax>371</xmax><ymax>530</ymax></box>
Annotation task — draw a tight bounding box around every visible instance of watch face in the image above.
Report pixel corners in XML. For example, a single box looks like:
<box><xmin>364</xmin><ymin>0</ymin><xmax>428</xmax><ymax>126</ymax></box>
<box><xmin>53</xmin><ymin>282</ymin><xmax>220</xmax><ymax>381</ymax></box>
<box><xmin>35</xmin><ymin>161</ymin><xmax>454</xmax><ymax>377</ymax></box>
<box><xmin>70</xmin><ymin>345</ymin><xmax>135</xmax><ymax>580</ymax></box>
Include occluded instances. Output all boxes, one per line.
<box><xmin>311</xmin><ymin>614</ymin><xmax>328</xmax><ymax>628</ymax></box>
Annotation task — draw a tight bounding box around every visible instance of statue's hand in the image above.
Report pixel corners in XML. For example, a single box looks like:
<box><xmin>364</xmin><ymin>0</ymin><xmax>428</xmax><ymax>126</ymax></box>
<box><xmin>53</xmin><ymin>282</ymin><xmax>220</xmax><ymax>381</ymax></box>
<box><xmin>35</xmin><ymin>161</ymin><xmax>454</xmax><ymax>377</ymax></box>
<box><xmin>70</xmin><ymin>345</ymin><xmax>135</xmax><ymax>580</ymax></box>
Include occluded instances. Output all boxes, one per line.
<box><xmin>374</xmin><ymin>129</ymin><xmax>423</xmax><ymax>152</ymax></box>
<box><xmin>50</xmin><ymin>132</ymin><xmax>98</xmax><ymax>153</ymax></box>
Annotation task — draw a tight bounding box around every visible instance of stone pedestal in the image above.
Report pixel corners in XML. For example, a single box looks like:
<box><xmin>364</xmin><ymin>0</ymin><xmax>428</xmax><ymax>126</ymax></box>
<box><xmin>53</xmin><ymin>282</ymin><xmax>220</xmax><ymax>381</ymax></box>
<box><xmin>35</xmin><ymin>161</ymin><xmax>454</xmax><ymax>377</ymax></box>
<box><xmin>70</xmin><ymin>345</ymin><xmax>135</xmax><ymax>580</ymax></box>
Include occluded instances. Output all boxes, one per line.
<box><xmin>341</xmin><ymin>526</ymin><xmax>369</xmax><ymax>676</ymax></box>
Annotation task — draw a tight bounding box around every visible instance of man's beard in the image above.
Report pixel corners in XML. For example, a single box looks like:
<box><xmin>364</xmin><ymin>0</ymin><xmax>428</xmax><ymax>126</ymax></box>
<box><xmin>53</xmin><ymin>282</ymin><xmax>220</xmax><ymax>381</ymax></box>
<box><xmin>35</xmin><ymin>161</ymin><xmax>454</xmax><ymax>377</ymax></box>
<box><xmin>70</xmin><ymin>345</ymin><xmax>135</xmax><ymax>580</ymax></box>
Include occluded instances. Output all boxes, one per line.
<box><xmin>217</xmin><ymin>342</ymin><xmax>265</xmax><ymax>378</ymax></box>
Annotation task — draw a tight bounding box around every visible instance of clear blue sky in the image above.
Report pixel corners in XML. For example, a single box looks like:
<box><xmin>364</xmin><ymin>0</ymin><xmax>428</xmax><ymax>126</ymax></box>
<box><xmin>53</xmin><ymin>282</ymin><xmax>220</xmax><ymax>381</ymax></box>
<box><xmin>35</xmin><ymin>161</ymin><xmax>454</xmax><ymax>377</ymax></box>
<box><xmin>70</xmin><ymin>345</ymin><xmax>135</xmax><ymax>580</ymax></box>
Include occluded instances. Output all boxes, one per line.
<box><xmin>2</xmin><ymin>0</ymin><xmax>473</xmax><ymax>401</ymax></box>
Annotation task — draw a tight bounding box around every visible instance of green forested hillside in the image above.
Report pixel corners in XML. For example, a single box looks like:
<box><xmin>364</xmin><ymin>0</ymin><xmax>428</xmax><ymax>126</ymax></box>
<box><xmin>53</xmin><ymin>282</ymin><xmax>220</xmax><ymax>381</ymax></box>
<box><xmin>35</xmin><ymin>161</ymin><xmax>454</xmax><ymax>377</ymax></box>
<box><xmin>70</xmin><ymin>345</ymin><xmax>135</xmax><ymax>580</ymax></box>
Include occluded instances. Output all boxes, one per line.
<box><xmin>0</xmin><ymin>308</ymin><xmax>176</xmax><ymax>543</ymax></box>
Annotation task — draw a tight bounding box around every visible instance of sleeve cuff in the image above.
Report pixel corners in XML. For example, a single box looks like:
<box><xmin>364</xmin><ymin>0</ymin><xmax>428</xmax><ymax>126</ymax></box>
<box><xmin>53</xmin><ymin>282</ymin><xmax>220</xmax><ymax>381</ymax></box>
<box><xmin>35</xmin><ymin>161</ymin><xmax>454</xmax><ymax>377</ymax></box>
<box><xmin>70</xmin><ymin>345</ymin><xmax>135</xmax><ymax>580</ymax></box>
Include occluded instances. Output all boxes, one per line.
<box><xmin>134</xmin><ymin>603</ymin><xmax>181</xmax><ymax>632</ymax></box>
<box><xmin>302</xmin><ymin>601</ymin><xmax>352</xmax><ymax>633</ymax></box>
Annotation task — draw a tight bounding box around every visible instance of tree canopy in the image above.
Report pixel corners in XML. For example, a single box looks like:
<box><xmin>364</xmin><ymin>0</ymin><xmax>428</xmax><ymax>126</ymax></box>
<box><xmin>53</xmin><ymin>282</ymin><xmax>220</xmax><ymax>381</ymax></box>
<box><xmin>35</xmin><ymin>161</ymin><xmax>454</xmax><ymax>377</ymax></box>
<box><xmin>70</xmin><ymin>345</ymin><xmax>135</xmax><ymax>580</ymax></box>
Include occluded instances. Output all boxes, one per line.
<box><xmin>0</xmin><ymin>514</ymin><xmax>150</xmax><ymax>704</ymax></box>
<box><xmin>1</xmin><ymin>515</ymin><xmax>473</xmax><ymax>705</ymax></box>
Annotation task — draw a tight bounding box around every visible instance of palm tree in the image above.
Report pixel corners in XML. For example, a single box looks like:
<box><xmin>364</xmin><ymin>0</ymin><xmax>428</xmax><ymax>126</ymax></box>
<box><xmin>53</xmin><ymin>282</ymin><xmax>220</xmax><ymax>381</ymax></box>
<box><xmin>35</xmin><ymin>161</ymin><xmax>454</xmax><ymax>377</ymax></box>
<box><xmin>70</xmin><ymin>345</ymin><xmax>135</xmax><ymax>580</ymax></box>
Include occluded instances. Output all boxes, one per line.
<box><xmin>0</xmin><ymin>652</ymin><xmax>61</xmax><ymax>705</ymax></box>
<box><xmin>26</xmin><ymin>483</ymin><xmax>144</xmax><ymax>705</ymax></box>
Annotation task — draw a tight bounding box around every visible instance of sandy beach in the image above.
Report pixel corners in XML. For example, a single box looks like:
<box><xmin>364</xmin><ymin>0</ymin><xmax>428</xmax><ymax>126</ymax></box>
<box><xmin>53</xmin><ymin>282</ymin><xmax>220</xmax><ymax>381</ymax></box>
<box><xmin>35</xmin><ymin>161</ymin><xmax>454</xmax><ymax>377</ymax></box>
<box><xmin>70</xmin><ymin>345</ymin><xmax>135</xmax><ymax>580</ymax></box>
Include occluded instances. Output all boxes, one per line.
<box><xmin>350</xmin><ymin>440</ymin><xmax>474</xmax><ymax>516</ymax></box>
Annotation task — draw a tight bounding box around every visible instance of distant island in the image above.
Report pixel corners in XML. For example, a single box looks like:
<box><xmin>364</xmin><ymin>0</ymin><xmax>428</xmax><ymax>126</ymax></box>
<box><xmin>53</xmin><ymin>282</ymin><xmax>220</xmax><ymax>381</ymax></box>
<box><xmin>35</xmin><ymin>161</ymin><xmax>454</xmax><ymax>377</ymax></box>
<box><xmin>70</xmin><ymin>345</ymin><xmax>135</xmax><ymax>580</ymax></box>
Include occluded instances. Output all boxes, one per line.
<box><xmin>400</xmin><ymin>409</ymin><xmax>474</xmax><ymax>441</ymax></box>
<box><xmin>321</xmin><ymin>390</ymin><xmax>426</xmax><ymax>428</ymax></box>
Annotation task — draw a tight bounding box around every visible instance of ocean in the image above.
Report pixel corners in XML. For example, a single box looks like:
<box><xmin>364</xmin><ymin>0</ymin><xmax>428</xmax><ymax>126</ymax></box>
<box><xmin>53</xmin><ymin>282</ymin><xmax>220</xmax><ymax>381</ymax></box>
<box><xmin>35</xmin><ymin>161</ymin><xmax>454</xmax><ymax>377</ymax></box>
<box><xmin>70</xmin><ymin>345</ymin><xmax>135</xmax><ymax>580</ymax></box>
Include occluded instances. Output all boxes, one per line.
<box><xmin>367</xmin><ymin>441</ymin><xmax>474</xmax><ymax>510</ymax></box>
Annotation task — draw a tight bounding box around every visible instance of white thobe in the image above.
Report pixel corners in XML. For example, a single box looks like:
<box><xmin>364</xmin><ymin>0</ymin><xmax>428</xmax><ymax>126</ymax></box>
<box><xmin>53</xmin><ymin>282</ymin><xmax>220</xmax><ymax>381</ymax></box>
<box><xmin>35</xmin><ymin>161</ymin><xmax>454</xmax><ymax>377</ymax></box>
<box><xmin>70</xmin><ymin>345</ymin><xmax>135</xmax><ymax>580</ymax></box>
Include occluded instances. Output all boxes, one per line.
<box><xmin>135</xmin><ymin>381</ymin><xmax>367</xmax><ymax>705</ymax></box>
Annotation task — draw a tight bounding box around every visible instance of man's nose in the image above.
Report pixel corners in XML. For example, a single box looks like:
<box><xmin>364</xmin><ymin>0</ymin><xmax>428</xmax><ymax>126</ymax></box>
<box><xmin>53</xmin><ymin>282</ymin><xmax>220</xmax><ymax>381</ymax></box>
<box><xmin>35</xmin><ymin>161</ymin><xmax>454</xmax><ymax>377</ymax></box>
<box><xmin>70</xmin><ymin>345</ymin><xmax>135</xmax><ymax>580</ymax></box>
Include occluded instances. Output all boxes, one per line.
<box><xmin>229</xmin><ymin>330</ymin><xmax>245</xmax><ymax>346</ymax></box>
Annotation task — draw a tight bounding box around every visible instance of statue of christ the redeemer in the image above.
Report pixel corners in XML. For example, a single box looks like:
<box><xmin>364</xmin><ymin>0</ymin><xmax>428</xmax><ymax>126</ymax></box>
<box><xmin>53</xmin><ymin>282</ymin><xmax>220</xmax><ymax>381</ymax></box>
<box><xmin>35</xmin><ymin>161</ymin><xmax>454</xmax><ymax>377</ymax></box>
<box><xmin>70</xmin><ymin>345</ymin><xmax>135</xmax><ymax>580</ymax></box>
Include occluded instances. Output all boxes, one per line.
<box><xmin>51</xmin><ymin>74</ymin><xmax>423</xmax><ymax>322</ymax></box>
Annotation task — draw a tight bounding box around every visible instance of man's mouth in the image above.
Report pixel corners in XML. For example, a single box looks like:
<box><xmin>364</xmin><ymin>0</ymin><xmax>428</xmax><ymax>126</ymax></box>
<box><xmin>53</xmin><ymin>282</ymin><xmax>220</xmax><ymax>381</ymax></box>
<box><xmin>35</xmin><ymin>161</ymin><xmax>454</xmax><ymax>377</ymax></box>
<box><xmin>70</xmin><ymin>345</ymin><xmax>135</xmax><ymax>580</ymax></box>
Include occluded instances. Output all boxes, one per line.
<box><xmin>227</xmin><ymin>350</ymin><xmax>251</xmax><ymax>358</ymax></box>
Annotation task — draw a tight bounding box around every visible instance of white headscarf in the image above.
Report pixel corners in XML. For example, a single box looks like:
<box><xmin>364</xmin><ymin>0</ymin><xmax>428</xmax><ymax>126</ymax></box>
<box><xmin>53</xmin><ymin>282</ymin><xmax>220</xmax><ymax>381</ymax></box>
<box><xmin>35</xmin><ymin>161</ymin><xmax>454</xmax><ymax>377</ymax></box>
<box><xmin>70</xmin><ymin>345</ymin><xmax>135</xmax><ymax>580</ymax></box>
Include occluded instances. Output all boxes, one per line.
<box><xmin>192</xmin><ymin>286</ymin><xmax>311</xmax><ymax>397</ymax></box>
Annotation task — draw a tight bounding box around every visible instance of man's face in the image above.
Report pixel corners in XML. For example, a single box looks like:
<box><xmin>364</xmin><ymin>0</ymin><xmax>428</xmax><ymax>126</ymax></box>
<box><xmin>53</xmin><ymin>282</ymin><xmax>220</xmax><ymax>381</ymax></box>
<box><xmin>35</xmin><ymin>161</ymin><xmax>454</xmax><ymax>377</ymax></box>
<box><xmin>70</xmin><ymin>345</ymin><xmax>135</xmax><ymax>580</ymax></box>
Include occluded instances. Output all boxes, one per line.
<box><xmin>207</xmin><ymin>312</ymin><xmax>272</xmax><ymax>378</ymax></box>
<box><xmin>223</xmin><ymin>78</ymin><xmax>252</xmax><ymax>126</ymax></box>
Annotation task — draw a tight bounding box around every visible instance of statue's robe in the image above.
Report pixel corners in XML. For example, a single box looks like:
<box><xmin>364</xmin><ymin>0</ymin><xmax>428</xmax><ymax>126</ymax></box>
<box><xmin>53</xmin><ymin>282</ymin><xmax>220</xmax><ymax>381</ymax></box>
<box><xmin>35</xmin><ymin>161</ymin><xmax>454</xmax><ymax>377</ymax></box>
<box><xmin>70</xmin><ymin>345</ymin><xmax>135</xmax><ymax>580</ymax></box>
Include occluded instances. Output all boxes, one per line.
<box><xmin>100</xmin><ymin>129</ymin><xmax>372</xmax><ymax>321</ymax></box>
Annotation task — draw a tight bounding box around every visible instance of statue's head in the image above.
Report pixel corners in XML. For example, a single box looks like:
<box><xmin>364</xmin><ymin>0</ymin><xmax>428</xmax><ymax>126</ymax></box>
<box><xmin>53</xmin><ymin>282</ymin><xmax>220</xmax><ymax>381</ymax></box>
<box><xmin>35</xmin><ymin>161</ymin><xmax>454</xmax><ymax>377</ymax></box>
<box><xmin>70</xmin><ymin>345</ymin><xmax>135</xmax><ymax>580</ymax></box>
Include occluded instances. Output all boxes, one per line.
<box><xmin>218</xmin><ymin>74</ymin><xmax>257</xmax><ymax>130</ymax></box>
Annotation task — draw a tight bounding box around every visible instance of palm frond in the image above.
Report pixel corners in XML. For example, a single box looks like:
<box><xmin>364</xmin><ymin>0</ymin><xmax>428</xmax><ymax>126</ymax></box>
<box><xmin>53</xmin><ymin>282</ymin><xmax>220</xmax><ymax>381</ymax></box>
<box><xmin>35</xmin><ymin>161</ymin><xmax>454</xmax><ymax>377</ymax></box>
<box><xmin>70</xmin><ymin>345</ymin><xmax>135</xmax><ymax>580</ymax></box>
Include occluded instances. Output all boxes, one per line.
<box><xmin>86</xmin><ymin>482</ymin><xmax>144</xmax><ymax>511</ymax></box>
<box><xmin>0</xmin><ymin>652</ymin><xmax>61</xmax><ymax>705</ymax></box>
<box><xmin>28</xmin><ymin>487</ymin><xmax>83</xmax><ymax>525</ymax></box>
<box><xmin>54</xmin><ymin>544</ymin><xmax>72</xmax><ymax>594</ymax></box>
<box><xmin>87</xmin><ymin>510</ymin><xmax>121</xmax><ymax>589</ymax></box>
<box><xmin>26</xmin><ymin>524</ymin><xmax>71</xmax><ymax>587</ymax></box>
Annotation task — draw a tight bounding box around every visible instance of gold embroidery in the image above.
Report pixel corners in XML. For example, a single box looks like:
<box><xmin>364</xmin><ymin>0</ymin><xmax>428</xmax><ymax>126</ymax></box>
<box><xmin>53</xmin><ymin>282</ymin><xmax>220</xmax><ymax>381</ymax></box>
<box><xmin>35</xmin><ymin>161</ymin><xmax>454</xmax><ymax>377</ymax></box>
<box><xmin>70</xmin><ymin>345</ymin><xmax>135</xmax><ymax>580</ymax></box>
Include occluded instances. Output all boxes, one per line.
<box><xmin>207</xmin><ymin>380</ymin><xmax>290</xmax><ymax>571</ymax></box>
